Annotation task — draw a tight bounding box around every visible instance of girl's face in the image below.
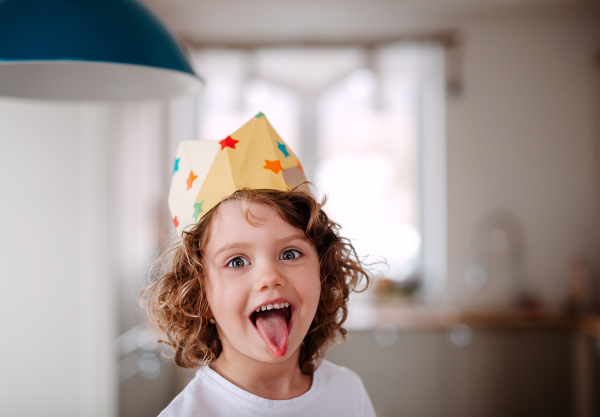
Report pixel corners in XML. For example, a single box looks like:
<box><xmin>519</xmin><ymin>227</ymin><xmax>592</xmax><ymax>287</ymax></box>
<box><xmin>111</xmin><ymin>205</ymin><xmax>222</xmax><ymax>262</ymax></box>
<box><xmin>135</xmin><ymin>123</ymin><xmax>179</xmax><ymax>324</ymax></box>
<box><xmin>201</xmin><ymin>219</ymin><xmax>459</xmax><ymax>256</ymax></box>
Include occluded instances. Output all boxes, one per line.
<box><xmin>204</xmin><ymin>200</ymin><xmax>321</xmax><ymax>363</ymax></box>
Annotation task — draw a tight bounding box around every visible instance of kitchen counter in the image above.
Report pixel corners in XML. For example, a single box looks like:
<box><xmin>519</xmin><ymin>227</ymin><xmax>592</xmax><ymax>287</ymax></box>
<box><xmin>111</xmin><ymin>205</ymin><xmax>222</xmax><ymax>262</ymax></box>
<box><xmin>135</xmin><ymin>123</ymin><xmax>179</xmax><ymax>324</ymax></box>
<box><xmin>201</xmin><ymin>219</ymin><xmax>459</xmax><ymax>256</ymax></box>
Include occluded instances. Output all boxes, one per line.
<box><xmin>346</xmin><ymin>304</ymin><xmax>598</xmax><ymax>333</ymax></box>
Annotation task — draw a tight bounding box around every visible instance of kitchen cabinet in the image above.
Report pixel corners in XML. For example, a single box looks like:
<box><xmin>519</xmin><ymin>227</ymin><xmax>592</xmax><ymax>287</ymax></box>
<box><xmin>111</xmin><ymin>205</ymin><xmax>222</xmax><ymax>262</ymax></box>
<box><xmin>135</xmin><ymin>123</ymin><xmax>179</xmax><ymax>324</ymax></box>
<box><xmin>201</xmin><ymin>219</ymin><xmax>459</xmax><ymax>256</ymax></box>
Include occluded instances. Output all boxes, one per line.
<box><xmin>326</xmin><ymin>329</ymin><xmax>571</xmax><ymax>417</ymax></box>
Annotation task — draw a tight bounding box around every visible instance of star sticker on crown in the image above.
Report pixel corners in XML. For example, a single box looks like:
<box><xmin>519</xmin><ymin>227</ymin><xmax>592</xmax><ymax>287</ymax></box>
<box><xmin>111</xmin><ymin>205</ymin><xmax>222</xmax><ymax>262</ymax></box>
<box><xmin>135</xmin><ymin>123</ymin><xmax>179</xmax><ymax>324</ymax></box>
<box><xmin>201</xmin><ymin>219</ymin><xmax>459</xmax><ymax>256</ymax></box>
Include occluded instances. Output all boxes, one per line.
<box><xmin>186</xmin><ymin>171</ymin><xmax>198</xmax><ymax>190</ymax></box>
<box><xmin>219</xmin><ymin>136</ymin><xmax>239</xmax><ymax>150</ymax></box>
<box><xmin>264</xmin><ymin>159</ymin><xmax>284</xmax><ymax>174</ymax></box>
<box><xmin>173</xmin><ymin>158</ymin><xmax>180</xmax><ymax>174</ymax></box>
<box><xmin>193</xmin><ymin>201</ymin><xmax>204</xmax><ymax>221</ymax></box>
<box><xmin>277</xmin><ymin>141</ymin><xmax>290</xmax><ymax>158</ymax></box>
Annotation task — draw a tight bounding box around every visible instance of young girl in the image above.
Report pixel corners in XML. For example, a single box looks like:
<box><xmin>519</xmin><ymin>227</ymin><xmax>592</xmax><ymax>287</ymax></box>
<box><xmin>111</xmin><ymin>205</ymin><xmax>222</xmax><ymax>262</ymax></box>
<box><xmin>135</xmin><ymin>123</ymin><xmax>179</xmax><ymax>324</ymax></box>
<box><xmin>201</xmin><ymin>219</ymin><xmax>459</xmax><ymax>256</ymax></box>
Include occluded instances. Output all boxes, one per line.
<box><xmin>142</xmin><ymin>114</ymin><xmax>376</xmax><ymax>416</ymax></box>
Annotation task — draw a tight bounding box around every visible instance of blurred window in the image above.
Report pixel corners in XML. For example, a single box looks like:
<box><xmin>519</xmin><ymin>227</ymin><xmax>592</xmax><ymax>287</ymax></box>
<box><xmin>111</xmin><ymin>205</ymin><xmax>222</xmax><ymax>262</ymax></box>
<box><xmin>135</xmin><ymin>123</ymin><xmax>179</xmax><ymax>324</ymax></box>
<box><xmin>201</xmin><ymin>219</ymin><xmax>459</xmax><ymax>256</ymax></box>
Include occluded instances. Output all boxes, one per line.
<box><xmin>192</xmin><ymin>45</ymin><xmax>432</xmax><ymax>284</ymax></box>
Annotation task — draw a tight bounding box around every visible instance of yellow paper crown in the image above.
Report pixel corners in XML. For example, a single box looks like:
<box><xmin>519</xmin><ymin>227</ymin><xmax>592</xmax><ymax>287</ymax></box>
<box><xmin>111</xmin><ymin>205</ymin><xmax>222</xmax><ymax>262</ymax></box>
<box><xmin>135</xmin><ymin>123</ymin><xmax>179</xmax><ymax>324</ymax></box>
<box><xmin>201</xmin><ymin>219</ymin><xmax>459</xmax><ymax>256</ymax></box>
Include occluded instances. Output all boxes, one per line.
<box><xmin>168</xmin><ymin>113</ymin><xmax>306</xmax><ymax>235</ymax></box>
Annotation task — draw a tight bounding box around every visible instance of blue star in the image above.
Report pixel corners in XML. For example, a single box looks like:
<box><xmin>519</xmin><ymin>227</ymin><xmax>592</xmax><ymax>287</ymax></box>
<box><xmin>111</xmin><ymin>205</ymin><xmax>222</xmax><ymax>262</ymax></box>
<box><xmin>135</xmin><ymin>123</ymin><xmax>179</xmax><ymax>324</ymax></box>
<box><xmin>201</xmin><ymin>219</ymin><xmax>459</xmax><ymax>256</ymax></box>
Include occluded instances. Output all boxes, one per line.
<box><xmin>173</xmin><ymin>158</ymin><xmax>180</xmax><ymax>175</ymax></box>
<box><xmin>193</xmin><ymin>200</ymin><xmax>204</xmax><ymax>221</ymax></box>
<box><xmin>277</xmin><ymin>141</ymin><xmax>290</xmax><ymax>158</ymax></box>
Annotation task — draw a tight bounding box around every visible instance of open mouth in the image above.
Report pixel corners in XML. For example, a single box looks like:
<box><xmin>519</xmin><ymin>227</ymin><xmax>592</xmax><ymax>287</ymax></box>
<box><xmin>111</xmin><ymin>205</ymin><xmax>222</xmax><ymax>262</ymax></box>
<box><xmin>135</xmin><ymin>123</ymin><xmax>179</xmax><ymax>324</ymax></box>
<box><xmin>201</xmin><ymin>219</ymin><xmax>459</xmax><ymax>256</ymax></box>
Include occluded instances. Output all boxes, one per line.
<box><xmin>249</xmin><ymin>302</ymin><xmax>294</xmax><ymax>357</ymax></box>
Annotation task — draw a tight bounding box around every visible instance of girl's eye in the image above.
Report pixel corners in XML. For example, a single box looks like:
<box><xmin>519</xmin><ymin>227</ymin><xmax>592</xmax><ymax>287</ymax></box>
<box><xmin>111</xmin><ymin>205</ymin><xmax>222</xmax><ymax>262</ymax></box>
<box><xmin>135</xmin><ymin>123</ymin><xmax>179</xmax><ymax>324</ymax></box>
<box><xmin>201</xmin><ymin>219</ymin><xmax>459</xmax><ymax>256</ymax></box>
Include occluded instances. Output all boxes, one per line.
<box><xmin>280</xmin><ymin>249</ymin><xmax>301</xmax><ymax>261</ymax></box>
<box><xmin>227</xmin><ymin>257</ymin><xmax>249</xmax><ymax>269</ymax></box>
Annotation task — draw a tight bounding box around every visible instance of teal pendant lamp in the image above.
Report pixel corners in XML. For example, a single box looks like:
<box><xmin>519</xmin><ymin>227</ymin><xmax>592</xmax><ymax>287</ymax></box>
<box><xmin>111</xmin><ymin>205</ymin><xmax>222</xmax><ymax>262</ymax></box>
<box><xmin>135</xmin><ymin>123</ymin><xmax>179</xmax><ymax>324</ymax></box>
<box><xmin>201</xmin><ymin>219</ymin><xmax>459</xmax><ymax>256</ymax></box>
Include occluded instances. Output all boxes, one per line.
<box><xmin>0</xmin><ymin>0</ymin><xmax>203</xmax><ymax>101</ymax></box>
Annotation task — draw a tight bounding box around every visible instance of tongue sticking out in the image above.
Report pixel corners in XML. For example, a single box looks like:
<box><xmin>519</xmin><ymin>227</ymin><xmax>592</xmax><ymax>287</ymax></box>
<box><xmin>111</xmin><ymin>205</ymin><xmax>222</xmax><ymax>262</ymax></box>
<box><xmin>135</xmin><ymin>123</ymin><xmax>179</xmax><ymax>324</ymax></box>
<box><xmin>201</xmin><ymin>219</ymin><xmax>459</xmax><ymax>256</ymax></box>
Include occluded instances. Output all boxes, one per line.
<box><xmin>255</xmin><ymin>309</ymin><xmax>289</xmax><ymax>357</ymax></box>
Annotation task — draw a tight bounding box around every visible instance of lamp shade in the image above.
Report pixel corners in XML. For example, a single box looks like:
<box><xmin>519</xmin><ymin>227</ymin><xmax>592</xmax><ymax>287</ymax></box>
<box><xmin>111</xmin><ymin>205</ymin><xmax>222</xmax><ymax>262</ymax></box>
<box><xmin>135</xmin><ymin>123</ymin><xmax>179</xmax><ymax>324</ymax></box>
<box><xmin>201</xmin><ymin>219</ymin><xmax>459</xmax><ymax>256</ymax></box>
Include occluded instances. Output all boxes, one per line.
<box><xmin>0</xmin><ymin>0</ymin><xmax>203</xmax><ymax>101</ymax></box>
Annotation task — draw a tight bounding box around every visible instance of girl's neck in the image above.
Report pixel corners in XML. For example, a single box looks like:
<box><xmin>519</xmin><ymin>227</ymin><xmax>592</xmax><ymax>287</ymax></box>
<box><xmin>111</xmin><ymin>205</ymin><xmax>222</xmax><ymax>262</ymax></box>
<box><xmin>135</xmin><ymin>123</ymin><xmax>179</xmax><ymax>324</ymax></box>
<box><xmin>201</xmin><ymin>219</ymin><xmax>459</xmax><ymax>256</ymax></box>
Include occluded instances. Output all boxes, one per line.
<box><xmin>210</xmin><ymin>348</ymin><xmax>312</xmax><ymax>400</ymax></box>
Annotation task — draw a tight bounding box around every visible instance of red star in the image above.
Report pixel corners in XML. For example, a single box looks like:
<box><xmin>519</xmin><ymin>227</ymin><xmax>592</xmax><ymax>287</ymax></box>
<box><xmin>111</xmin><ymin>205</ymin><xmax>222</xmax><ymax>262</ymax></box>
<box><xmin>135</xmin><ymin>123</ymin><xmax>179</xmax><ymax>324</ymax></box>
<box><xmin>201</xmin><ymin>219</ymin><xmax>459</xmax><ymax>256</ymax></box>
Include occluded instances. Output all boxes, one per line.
<box><xmin>264</xmin><ymin>160</ymin><xmax>284</xmax><ymax>174</ymax></box>
<box><xmin>173</xmin><ymin>216</ymin><xmax>179</xmax><ymax>228</ymax></box>
<box><xmin>297</xmin><ymin>161</ymin><xmax>304</xmax><ymax>173</ymax></box>
<box><xmin>186</xmin><ymin>171</ymin><xmax>198</xmax><ymax>190</ymax></box>
<box><xmin>219</xmin><ymin>136</ymin><xmax>239</xmax><ymax>150</ymax></box>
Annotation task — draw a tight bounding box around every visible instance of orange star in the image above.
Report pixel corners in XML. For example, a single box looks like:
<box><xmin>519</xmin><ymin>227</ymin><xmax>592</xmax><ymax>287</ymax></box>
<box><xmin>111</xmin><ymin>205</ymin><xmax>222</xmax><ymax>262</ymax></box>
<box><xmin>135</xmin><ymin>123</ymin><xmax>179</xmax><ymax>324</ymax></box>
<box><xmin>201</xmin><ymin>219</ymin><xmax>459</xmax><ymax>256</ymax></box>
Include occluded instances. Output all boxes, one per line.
<box><xmin>173</xmin><ymin>216</ymin><xmax>179</xmax><ymax>228</ymax></box>
<box><xmin>264</xmin><ymin>159</ymin><xmax>284</xmax><ymax>174</ymax></box>
<box><xmin>219</xmin><ymin>136</ymin><xmax>239</xmax><ymax>150</ymax></box>
<box><xmin>186</xmin><ymin>171</ymin><xmax>198</xmax><ymax>190</ymax></box>
<box><xmin>297</xmin><ymin>161</ymin><xmax>304</xmax><ymax>173</ymax></box>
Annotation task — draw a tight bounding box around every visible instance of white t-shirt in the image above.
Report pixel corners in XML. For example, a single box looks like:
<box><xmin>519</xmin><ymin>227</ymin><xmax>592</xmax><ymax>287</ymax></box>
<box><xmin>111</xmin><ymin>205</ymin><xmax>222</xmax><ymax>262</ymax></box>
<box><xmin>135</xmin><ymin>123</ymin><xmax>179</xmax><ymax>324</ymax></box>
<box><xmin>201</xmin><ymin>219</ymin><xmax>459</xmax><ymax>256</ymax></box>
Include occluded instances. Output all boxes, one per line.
<box><xmin>158</xmin><ymin>359</ymin><xmax>376</xmax><ymax>417</ymax></box>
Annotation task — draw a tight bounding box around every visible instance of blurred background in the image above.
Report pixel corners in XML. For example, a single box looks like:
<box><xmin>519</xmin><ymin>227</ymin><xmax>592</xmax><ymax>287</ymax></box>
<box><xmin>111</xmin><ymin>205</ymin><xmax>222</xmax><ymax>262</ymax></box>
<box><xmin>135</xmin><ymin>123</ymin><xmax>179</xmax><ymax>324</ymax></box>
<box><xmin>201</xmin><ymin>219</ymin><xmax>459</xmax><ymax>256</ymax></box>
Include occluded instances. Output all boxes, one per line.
<box><xmin>1</xmin><ymin>0</ymin><xmax>600</xmax><ymax>416</ymax></box>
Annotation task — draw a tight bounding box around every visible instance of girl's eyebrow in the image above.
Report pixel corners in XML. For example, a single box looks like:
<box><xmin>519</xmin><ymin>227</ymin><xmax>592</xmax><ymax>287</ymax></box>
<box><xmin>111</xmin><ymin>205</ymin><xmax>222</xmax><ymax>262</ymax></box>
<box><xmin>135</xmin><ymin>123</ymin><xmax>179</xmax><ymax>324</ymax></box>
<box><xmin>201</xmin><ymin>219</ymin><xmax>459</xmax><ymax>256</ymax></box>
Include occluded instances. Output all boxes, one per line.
<box><xmin>213</xmin><ymin>234</ymin><xmax>309</xmax><ymax>258</ymax></box>
<box><xmin>275</xmin><ymin>233</ymin><xmax>310</xmax><ymax>246</ymax></box>
<box><xmin>213</xmin><ymin>242</ymin><xmax>253</xmax><ymax>258</ymax></box>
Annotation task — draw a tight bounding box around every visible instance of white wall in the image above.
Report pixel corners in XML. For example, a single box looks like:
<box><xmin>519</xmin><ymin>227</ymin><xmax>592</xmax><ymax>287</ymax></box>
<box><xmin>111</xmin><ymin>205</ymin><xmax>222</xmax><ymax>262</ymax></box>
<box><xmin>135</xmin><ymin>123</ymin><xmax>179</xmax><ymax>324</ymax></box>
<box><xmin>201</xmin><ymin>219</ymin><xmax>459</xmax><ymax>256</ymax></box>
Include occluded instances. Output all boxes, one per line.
<box><xmin>0</xmin><ymin>98</ymin><xmax>117</xmax><ymax>417</ymax></box>
<box><xmin>443</xmin><ymin>6</ymin><xmax>600</xmax><ymax>306</ymax></box>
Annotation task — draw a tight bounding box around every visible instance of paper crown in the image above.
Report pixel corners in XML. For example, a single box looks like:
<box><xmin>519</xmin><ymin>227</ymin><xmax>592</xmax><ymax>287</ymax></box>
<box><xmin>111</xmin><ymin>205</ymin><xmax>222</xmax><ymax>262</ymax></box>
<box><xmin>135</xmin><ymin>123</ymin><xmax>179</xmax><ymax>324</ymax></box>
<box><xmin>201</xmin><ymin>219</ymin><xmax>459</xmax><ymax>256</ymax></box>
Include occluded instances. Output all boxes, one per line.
<box><xmin>168</xmin><ymin>113</ymin><xmax>306</xmax><ymax>235</ymax></box>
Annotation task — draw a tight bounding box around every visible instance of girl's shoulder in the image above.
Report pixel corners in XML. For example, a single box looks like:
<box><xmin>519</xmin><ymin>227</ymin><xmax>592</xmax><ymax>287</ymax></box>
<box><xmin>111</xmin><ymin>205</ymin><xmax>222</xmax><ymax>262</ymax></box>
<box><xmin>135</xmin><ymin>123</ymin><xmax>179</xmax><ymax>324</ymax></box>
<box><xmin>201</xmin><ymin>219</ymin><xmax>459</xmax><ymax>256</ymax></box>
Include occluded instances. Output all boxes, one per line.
<box><xmin>316</xmin><ymin>359</ymin><xmax>365</xmax><ymax>388</ymax></box>
<box><xmin>311</xmin><ymin>360</ymin><xmax>376</xmax><ymax>416</ymax></box>
<box><xmin>157</xmin><ymin>370</ymin><xmax>206</xmax><ymax>417</ymax></box>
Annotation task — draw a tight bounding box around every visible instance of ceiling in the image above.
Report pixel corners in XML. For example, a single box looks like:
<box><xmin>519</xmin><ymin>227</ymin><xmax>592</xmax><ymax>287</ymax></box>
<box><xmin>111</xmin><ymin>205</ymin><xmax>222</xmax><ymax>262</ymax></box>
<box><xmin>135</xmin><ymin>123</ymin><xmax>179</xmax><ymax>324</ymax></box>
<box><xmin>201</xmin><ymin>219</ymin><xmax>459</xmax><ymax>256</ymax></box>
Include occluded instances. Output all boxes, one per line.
<box><xmin>141</xmin><ymin>0</ymin><xmax>597</xmax><ymax>46</ymax></box>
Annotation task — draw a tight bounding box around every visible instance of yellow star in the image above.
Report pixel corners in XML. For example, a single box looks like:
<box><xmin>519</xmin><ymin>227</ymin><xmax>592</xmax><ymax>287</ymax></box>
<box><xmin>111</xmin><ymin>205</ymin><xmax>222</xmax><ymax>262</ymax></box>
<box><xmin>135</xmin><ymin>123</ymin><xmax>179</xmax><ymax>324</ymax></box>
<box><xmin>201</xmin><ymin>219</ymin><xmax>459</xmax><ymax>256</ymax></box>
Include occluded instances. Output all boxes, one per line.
<box><xmin>263</xmin><ymin>159</ymin><xmax>284</xmax><ymax>174</ymax></box>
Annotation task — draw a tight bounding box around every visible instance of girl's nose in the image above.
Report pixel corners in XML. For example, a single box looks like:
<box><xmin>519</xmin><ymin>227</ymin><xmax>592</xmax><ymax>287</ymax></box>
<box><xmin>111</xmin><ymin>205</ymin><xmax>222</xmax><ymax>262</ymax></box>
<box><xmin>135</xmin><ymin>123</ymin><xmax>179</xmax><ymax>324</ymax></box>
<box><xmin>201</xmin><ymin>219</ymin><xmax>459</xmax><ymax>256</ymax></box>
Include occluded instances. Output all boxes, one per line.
<box><xmin>254</xmin><ymin>264</ymin><xmax>287</xmax><ymax>291</ymax></box>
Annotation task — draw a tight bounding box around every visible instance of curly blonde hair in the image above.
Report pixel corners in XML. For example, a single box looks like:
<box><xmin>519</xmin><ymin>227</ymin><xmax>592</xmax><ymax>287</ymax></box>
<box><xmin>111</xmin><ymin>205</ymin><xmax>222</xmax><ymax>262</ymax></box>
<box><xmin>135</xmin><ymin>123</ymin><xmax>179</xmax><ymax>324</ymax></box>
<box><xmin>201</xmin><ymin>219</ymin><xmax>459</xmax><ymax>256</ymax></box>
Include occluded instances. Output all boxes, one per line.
<box><xmin>141</xmin><ymin>187</ymin><xmax>370</xmax><ymax>374</ymax></box>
